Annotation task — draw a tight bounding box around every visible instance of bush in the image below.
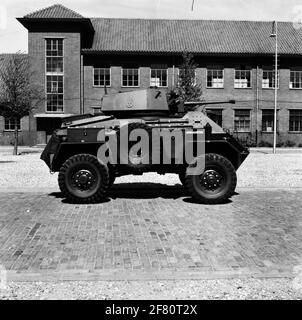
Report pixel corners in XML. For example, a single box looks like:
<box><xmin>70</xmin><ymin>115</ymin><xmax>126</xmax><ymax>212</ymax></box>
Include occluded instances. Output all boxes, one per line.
<box><xmin>237</xmin><ymin>139</ymin><xmax>256</xmax><ymax>148</ymax></box>
<box><xmin>284</xmin><ymin>140</ymin><xmax>296</xmax><ymax>147</ymax></box>
<box><xmin>258</xmin><ymin>140</ymin><xmax>273</xmax><ymax>148</ymax></box>
<box><xmin>298</xmin><ymin>143</ymin><xmax>302</xmax><ymax>148</ymax></box>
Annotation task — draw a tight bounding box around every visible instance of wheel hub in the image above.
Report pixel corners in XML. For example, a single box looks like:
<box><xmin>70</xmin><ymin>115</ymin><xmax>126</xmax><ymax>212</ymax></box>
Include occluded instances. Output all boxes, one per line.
<box><xmin>201</xmin><ymin>170</ymin><xmax>223</xmax><ymax>190</ymax></box>
<box><xmin>72</xmin><ymin>170</ymin><xmax>95</xmax><ymax>190</ymax></box>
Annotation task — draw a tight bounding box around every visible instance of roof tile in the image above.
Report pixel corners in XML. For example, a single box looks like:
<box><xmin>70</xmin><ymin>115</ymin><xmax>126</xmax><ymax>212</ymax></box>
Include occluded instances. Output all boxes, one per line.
<box><xmin>24</xmin><ymin>4</ymin><xmax>84</xmax><ymax>19</ymax></box>
<box><xmin>84</xmin><ymin>19</ymin><xmax>302</xmax><ymax>55</ymax></box>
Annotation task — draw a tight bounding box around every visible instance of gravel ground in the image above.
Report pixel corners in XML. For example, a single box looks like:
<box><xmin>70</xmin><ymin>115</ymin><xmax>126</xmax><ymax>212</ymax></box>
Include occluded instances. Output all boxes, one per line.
<box><xmin>1</xmin><ymin>147</ymin><xmax>302</xmax><ymax>191</ymax></box>
<box><xmin>1</xmin><ymin>278</ymin><xmax>302</xmax><ymax>300</ymax></box>
<box><xmin>1</xmin><ymin>147</ymin><xmax>302</xmax><ymax>300</ymax></box>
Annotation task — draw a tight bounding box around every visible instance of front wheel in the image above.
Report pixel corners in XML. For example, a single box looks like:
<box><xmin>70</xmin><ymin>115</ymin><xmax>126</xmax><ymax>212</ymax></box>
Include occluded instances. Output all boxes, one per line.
<box><xmin>58</xmin><ymin>154</ymin><xmax>110</xmax><ymax>203</ymax></box>
<box><xmin>185</xmin><ymin>153</ymin><xmax>237</xmax><ymax>204</ymax></box>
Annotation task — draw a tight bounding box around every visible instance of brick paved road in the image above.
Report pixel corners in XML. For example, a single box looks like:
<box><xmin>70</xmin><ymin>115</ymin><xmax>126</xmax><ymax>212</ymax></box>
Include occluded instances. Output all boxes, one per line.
<box><xmin>0</xmin><ymin>184</ymin><xmax>302</xmax><ymax>280</ymax></box>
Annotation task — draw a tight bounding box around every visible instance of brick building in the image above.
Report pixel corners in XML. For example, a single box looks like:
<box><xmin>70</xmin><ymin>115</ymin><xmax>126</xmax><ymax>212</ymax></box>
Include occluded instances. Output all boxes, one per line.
<box><xmin>1</xmin><ymin>4</ymin><xmax>302</xmax><ymax>146</ymax></box>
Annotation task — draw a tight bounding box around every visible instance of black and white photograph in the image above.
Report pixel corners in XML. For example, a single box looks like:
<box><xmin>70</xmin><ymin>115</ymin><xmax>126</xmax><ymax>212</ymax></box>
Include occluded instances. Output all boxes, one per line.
<box><xmin>0</xmin><ymin>0</ymin><xmax>302</xmax><ymax>303</ymax></box>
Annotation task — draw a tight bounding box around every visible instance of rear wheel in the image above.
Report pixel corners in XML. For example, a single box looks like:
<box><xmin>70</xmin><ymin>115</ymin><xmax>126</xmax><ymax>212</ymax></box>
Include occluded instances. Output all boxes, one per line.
<box><xmin>58</xmin><ymin>154</ymin><xmax>109</xmax><ymax>203</ymax></box>
<box><xmin>185</xmin><ymin>153</ymin><xmax>237</xmax><ymax>204</ymax></box>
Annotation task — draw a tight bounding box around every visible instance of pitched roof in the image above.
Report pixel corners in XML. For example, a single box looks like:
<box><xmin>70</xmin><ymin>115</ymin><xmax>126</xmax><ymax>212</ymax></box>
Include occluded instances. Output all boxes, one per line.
<box><xmin>83</xmin><ymin>18</ymin><xmax>302</xmax><ymax>55</ymax></box>
<box><xmin>24</xmin><ymin>4</ymin><xmax>84</xmax><ymax>19</ymax></box>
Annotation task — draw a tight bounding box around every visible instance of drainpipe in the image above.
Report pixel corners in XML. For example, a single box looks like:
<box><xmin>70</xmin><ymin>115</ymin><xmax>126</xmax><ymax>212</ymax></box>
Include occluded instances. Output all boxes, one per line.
<box><xmin>255</xmin><ymin>66</ymin><xmax>259</xmax><ymax>146</ymax></box>
<box><xmin>172</xmin><ymin>64</ymin><xmax>175</xmax><ymax>89</ymax></box>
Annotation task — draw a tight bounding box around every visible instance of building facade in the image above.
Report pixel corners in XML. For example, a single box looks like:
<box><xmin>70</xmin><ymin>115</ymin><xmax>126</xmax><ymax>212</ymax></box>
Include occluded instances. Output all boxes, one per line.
<box><xmin>1</xmin><ymin>4</ymin><xmax>302</xmax><ymax>146</ymax></box>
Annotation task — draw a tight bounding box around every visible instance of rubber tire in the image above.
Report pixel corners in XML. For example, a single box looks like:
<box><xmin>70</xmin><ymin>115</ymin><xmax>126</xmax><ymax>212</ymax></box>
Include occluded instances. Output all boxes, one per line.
<box><xmin>185</xmin><ymin>153</ymin><xmax>237</xmax><ymax>204</ymax></box>
<box><xmin>116</xmin><ymin>122</ymin><xmax>151</xmax><ymax>170</ymax></box>
<box><xmin>58</xmin><ymin>154</ymin><xmax>109</xmax><ymax>203</ymax></box>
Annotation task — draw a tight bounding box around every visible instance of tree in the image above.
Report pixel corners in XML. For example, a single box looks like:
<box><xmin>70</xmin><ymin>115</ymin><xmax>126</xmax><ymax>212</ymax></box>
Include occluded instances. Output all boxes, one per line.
<box><xmin>0</xmin><ymin>53</ymin><xmax>43</xmax><ymax>155</ymax></box>
<box><xmin>167</xmin><ymin>51</ymin><xmax>203</xmax><ymax>113</ymax></box>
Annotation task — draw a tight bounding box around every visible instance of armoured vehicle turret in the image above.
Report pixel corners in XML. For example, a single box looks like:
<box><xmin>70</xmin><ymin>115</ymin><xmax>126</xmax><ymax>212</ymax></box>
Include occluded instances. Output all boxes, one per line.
<box><xmin>41</xmin><ymin>89</ymin><xmax>249</xmax><ymax>204</ymax></box>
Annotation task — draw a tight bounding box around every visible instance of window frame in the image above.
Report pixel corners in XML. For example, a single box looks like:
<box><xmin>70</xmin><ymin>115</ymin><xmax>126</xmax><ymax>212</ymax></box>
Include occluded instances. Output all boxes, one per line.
<box><xmin>234</xmin><ymin>69</ymin><xmax>252</xmax><ymax>89</ymax></box>
<box><xmin>262</xmin><ymin>70</ymin><xmax>279</xmax><ymax>89</ymax></box>
<box><xmin>150</xmin><ymin>68</ymin><xmax>168</xmax><ymax>88</ymax></box>
<box><xmin>206</xmin><ymin>68</ymin><xmax>224</xmax><ymax>88</ymax></box>
<box><xmin>290</xmin><ymin>70</ymin><xmax>302</xmax><ymax>90</ymax></box>
<box><xmin>4</xmin><ymin>117</ymin><xmax>21</xmax><ymax>132</ymax></box>
<box><xmin>121</xmin><ymin>68</ymin><xmax>140</xmax><ymax>88</ymax></box>
<box><xmin>93</xmin><ymin>67</ymin><xmax>111</xmax><ymax>88</ymax></box>
<box><xmin>234</xmin><ymin>109</ymin><xmax>251</xmax><ymax>133</ymax></box>
<box><xmin>46</xmin><ymin>93</ymin><xmax>64</xmax><ymax>113</ymax></box>
<box><xmin>262</xmin><ymin>109</ymin><xmax>278</xmax><ymax>133</ymax></box>
<box><xmin>289</xmin><ymin>109</ymin><xmax>302</xmax><ymax>132</ymax></box>
<box><xmin>45</xmin><ymin>38</ymin><xmax>64</xmax><ymax>113</ymax></box>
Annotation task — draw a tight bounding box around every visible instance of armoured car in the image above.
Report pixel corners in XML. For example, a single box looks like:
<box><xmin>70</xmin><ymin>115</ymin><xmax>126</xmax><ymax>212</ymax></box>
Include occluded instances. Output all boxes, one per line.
<box><xmin>41</xmin><ymin>89</ymin><xmax>249</xmax><ymax>204</ymax></box>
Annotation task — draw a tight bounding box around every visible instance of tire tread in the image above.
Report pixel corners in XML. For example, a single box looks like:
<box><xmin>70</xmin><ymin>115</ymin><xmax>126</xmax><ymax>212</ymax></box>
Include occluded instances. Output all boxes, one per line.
<box><xmin>185</xmin><ymin>153</ymin><xmax>237</xmax><ymax>204</ymax></box>
<box><xmin>58</xmin><ymin>153</ymin><xmax>109</xmax><ymax>203</ymax></box>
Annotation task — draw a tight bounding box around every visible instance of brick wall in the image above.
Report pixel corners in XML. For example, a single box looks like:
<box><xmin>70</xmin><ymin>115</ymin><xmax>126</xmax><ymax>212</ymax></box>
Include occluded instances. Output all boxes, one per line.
<box><xmin>82</xmin><ymin>55</ymin><xmax>302</xmax><ymax>146</ymax></box>
<box><xmin>28</xmin><ymin>31</ymin><xmax>81</xmax><ymax>115</ymax></box>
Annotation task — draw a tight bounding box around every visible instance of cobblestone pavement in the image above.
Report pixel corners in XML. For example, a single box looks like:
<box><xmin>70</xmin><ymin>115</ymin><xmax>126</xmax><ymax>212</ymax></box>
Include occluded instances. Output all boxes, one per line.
<box><xmin>0</xmin><ymin>185</ymin><xmax>302</xmax><ymax>280</ymax></box>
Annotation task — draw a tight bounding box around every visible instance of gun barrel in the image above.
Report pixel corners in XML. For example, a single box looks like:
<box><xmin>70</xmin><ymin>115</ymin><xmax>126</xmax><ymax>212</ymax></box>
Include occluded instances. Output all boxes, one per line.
<box><xmin>184</xmin><ymin>100</ymin><xmax>236</xmax><ymax>106</ymax></box>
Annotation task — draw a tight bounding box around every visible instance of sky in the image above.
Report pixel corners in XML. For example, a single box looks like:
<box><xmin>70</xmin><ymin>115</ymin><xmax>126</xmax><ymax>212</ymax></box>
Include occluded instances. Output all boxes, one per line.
<box><xmin>0</xmin><ymin>0</ymin><xmax>301</xmax><ymax>53</ymax></box>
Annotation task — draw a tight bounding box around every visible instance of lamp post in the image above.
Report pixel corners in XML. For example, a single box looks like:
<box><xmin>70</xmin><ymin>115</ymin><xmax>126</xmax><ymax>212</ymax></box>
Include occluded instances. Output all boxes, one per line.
<box><xmin>270</xmin><ymin>21</ymin><xmax>278</xmax><ymax>154</ymax></box>
<box><xmin>191</xmin><ymin>0</ymin><xmax>195</xmax><ymax>11</ymax></box>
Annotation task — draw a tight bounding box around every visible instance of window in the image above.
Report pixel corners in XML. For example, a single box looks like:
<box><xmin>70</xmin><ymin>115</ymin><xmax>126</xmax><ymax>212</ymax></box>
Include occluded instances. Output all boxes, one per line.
<box><xmin>46</xmin><ymin>94</ymin><xmax>64</xmax><ymax>112</ymax></box>
<box><xmin>235</xmin><ymin>70</ymin><xmax>251</xmax><ymax>88</ymax></box>
<box><xmin>207</xmin><ymin>69</ymin><xmax>224</xmax><ymax>88</ymax></box>
<box><xmin>122</xmin><ymin>68</ymin><xmax>139</xmax><ymax>87</ymax></box>
<box><xmin>46</xmin><ymin>39</ymin><xmax>63</xmax><ymax>74</ymax></box>
<box><xmin>262</xmin><ymin>70</ymin><xmax>279</xmax><ymax>89</ymax></box>
<box><xmin>46</xmin><ymin>75</ymin><xmax>63</xmax><ymax>94</ymax></box>
<box><xmin>46</xmin><ymin>38</ymin><xmax>63</xmax><ymax>57</ymax></box>
<box><xmin>207</xmin><ymin>109</ymin><xmax>223</xmax><ymax>127</ymax></box>
<box><xmin>45</xmin><ymin>38</ymin><xmax>64</xmax><ymax>112</ymax></box>
<box><xmin>262</xmin><ymin>109</ymin><xmax>276</xmax><ymax>132</ymax></box>
<box><xmin>289</xmin><ymin>110</ymin><xmax>302</xmax><ymax>132</ymax></box>
<box><xmin>150</xmin><ymin>69</ymin><xmax>168</xmax><ymax>87</ymax></box>
<box><xmin>46</xmin><ymin>57</ymin><xmax>63</xmax><ymax>73</ymax></box>
<box><xmin>93</xmin><ymin>68</ymin><xmax>111</xmax><ymax>87</ymax></box>
<box><xmin>234</xmin><ymin>109</ymin><xmax>251</xmax><ymax>132</ymax></box>
<box><xmin>290</xmin><ymin>71</ymin><xmax>302</xmax><ymax>89</ymax></box>
<box><xmin>46</xmin><ymin>75</ymin><xmax>63</xmax><ymax>112</ymax></box>
<box><xmin>4</xmin><ymin>118</ymin><xmax>21</xmax><ymax>131</ymax></box>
